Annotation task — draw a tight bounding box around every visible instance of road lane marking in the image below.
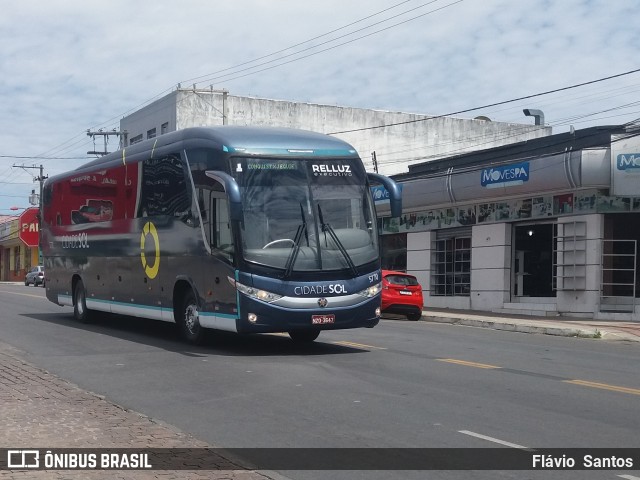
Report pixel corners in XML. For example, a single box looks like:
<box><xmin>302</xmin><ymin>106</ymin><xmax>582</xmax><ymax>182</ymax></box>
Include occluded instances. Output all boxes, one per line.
<box><xmin>564</xmin><ymin>379</ymin><xmax>640</xmax><ymax>396</ymax></box>
<box><xmin>437</xmin><ymin>358</ymin><xmax>501</xmax><ymax>369</ymax></box>
<box><xmin>262</xmin><ymin>334</ymin><xmax>386</xmax><ymax>350</ymax></box>
<box><xmin>332</xmin><ymin>341</ymin><xmax>387</xmax><ymax>350</ymax></box>
<box><xmin>618</xmin><ymin>475</ymin><xmax>640</xmax><ymax>480</ymax></box>
<box><xmin>458</xmin><ymin>430</ymin><xmax>531</xmax><ymax>451</ymax></box>
<box><xmin>0</xmin><ymin>290</ymin><xmax>47</xmax><ymax>299</ymax></box>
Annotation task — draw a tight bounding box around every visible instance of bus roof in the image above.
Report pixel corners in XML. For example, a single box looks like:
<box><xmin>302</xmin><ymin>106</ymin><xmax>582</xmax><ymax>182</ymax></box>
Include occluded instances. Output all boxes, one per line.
<box><xmin>74</xmin><ymin>126</ymin><xmax>359</xmax><ymax>172</ymax></box>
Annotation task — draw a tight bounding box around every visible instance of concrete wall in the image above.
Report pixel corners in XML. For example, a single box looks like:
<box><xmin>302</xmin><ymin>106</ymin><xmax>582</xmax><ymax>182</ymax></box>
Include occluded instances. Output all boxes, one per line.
<box><xmin>470</xmin><ymin>223</ymin><xmax>511</xmax><ymax>311</ymax></box>
<box><xmin>120</xmin><ymin>92</ymin><xmax>178</xmax><ymax>145</ymax></box>
<box><xmin>120</xmin><ymin>89</ymin><xmax>552</xmax><ymax>176</ymax></box>
<box><xmin>556</xmin><ymin>214</ymin><xmax>603</xmax><ymax>316</ymax></box>
<box><xmin>405</xmin><ymin>224</ymin><xmax>513</xmax><ymax>311</ymax></box>
<box><xmin>406</xmin><ymin>230</ymin><xmax>432</xmax><ymax>306</ymax></box>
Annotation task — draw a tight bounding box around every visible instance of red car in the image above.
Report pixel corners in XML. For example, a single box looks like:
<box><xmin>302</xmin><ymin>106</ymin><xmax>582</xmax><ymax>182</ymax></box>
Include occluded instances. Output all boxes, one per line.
<box><xmin>381</xmin><ymin>270</ymin><xmax>424</xmax><ymax>321</ymax></box>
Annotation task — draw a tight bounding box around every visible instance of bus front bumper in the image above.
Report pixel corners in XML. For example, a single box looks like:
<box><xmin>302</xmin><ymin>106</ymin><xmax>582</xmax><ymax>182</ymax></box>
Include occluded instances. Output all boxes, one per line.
<box><xmin>234</xmin><ymin>295</ymin><xmax>380</xmax><ymax>333</ymax></box>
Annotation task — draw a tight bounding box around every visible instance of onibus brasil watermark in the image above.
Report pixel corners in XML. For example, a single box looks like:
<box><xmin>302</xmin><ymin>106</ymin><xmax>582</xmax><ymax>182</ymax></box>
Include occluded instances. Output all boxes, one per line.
<box><xmin>6</xmin><ymin>450</ymin><xmax>151</xmax><ymax>470</ymax></box>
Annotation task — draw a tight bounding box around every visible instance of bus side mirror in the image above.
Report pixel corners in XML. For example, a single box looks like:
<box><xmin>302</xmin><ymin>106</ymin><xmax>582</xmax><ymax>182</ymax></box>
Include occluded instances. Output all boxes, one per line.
<box><xmin>205</xmin><ymin>170</ymin><xmax>244</xmax><ymax>222</ymax></box>
<box><xmin>229</xmin><ymin>203</ymin><xmax>244</xmax><ymax>222</ymax></box>
<box><xmin>367</xmin><ymin>172</ymin><xmax>402</xmax><ymax>218</ymax></box>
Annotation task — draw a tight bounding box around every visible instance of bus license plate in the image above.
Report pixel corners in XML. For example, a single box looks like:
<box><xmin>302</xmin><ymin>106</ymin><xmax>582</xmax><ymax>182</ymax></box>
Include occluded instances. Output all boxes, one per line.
<box><xmin>312</xmin><ymin>314</ymin><xmax>335</xmax><ymax>325</ymax></box>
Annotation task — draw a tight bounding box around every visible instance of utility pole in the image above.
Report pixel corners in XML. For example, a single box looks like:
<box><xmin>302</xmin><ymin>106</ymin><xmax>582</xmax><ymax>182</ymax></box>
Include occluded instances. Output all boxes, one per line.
<box><xmin>371</xmin><ymin>151</ymin><xmax>379</xmax><ymax>173</ymax></box>
<box><xmin>87</xmin><ymin>129</ymin><xmax>128</xmax><ymax>155</ymax></box>
<box><xmin>12</xmin><ymin>164</ymin><xmax>47</xmax><ymax>220</ymax></box>
<box><xmin>219</xmin><ymin>88</ymin><xmax>229</xmax><ymax>125</ymax></box>
<box><xmin>206</xmin><ymin>86</ymin><xmax>229</xmax><ymax>124</ymax></box>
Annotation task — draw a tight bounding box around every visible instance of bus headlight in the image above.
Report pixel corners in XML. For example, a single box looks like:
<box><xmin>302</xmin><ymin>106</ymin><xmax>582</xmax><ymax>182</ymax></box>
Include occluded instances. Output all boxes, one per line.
<box><xmin>231</xmin><ymin>279</ymin><xmax>283</xmax><ymax>304</ymax></box>
<box><xmin>357</xmin><ymin>282</ymin><xmax>381</xmax><ymax>298</ymax></box>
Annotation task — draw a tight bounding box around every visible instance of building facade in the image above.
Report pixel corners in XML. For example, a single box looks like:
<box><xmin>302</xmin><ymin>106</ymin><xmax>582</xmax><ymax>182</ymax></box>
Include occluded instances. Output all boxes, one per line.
<box><xmin>0</xmin><ymin>215</ymin><xmax>40</xmax><ymax>282</ymax></box>
<box><xmin>376</xmin><ymin>124</ymin><xmax>640</xmax><ymax>320</ymax></box>
<box><xmin>119</xmin><ymin>88</ymin><xmax>550</xmax><ymax>176</ymax></box>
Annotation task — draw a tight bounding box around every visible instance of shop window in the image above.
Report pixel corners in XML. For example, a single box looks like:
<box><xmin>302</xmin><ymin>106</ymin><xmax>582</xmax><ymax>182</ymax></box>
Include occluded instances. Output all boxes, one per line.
<box><xmin>431</xmin><ymin>236</ymin><xmax>471</xmax><ymax>296</ymax></box>
<box><xmin>380</xmin><ymin>233</ymin><xmax>407</xmax><ymax>271</ymax></box>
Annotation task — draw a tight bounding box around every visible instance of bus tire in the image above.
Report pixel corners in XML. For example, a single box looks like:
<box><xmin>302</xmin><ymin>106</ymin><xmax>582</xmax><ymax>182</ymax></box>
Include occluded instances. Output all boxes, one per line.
<box><xmin>73</xmin><ymin>280</ymin><xmax>91</xmax><ymax>323</ymax></box>
<box><xmin>288</xmin><ymin>329</ymin><xmax>320</xmax><ymax>342</ymax></box>
<box><xmin>179</xmin><ymin>290</ymin><xmax>205</xmax><ymax>344</ymax></box>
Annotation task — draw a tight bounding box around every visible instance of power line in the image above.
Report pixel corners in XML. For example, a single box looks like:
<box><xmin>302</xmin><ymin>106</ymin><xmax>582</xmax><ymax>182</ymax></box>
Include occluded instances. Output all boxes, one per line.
<box><xmin>3</xmin><ymin>4</ymin><xmax>638</xmax><ymax>180</ymax></box>
<box><xmin>44</xmin><ymin>0</ymin><xmax>453</xmax><ymax>158</ymax></box>
<box><xmin>0</xmin><ymin>155</ymin><xmax>87</xmax><ymax>160</ymax></box>
<box><xmin>371</xmin><ymin>100</ymin><xmax>640</xmax><ymax>168</ymax></box>
<box><xmin>190</xmin><ymin>0</ymin><xmax>460</xmax><ymax>88</ymax></box>
<box><xmin>181</xmin><ymin>0</ymin><xmax>417</xmax><ymax>86</ymax></box>
<box><xmin>328</xmin><ymin>67</ymin><xmax>640</xmax><ymax>134</ymax></box>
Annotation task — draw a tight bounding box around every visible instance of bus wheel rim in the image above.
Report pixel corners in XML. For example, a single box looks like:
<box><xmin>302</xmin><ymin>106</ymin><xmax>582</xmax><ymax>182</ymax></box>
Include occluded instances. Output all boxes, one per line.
<box><xmin>185</xmin><ymin>305</ymin><xmax>198</xmax><ymax>334</ymax></box>
<box><xmin>77</xmin><ymin>291</ymin><xmax>85</xmax><ymax>315</ymax></box>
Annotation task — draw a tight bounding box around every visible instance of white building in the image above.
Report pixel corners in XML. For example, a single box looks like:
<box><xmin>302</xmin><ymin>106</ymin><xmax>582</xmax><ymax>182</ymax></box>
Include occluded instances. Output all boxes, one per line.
<box><xmin>119</xmin><ymin>88</ymin><xmax>550</xmax><ymax>176</ymax></box>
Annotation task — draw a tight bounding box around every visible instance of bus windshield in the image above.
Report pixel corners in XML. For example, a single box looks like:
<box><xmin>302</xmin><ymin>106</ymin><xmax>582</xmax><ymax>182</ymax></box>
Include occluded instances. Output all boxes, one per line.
<box><xmin>235</xmin><ymin>157</ymin><xmax>378</xmax><ymax>273</ymax></box>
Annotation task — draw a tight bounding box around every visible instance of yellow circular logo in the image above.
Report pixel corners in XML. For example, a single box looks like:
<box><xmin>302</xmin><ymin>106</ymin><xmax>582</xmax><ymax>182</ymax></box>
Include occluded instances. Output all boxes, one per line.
<box><xmin>140</xmin><ymin>221</ymin><xmax>160</xmax><ymax>279</ymax></box>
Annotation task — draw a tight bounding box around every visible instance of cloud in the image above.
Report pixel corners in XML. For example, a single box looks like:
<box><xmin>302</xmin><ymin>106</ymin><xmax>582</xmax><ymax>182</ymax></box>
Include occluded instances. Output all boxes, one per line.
<box><xmin>1</xmin><ymin>0</ymin><xmax>639</xmax><ymax>211</ymax></box>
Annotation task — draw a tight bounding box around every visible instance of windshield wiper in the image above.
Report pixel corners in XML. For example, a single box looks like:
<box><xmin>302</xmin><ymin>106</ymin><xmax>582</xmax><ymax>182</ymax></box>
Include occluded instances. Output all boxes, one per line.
<box><xmin>318</xmin><ymin>204</ymin><xmax>359</xmax><ymax>276</ymax></box>
<box><xmin>283</xmin><ymin>204</ymin><xmax>308</xmax><ymax>279</ymax></box>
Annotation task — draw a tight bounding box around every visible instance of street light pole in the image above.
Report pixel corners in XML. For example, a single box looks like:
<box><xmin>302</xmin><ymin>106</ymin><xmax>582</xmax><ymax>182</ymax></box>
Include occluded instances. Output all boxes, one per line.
<box><xmin>12</xmin><ymin>163</ymin><xmax>47</xmax><ymax>224</ymax></box>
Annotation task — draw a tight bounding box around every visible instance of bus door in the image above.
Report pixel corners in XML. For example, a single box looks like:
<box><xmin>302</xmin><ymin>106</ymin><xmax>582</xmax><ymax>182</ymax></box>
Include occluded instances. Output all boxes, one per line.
<box><xmin>193</xmin><ymin>174</ymin><xmax>238</xmax><ymax>324</ymax></box>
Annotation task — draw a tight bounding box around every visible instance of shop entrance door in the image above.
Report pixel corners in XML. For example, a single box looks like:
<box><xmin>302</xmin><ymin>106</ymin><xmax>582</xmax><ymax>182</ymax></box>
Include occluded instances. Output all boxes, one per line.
<box><xmin>513</xmin><ymin>224</ymin><xmax>555</xmax><ymax>297</ymax></box>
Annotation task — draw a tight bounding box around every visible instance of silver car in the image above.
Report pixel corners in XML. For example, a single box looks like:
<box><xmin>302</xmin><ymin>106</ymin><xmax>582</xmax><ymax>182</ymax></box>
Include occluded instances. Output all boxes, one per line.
<box><xmin>25</xmin><ymin>265</ymin><xmax>45</xmax><ymax>287</ymax></box>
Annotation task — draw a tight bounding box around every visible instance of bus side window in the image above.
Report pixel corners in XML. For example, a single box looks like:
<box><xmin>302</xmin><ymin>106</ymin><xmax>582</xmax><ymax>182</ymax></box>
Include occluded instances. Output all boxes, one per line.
<box><xmin>198</xmin><ymin>190</ymin><xmax>207</xmax><ymax>221</ymax></box>
<box><xmin>197</xmin><ymin>184</ymin><xmax>232</xmax><ymax>261</ymax></box>
<box><xmin>211</xmin><ymin>196</ymin><xmax>232</xmax><ymax>261</ymax></box>
<box><xmin>137</xmin><ymin>154</ymin><xmax>191</xmax><ymax>221</ymax></box>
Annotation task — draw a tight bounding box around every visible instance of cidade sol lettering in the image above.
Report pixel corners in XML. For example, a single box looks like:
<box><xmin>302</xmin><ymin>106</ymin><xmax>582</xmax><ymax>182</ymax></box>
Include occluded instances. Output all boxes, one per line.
<box><xmin>312</xmin><ymin>164</ymin><xmax>352</xmax><ymax>176</ymax></box>
<box><xmin>294</xmin><ymin>284</ymin><xmax>348</xmax><ymax>295</ymax></box>
<box><xmin>61</xmin><ymin>233</ymin><xmax>90</xmax><ymax>249</ymax></box>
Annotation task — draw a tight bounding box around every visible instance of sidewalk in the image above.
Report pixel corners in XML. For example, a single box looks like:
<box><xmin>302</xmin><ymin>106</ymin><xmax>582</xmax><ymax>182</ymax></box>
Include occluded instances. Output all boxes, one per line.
<box><xmin>420</xmin><ymin>307</ymin><xmax>640</xmax><ymax>343</ymax></box>
<box><xmin>0</xmin><ymin>340</ymin><xmax>271</xmax><ymax>480</ymax></box>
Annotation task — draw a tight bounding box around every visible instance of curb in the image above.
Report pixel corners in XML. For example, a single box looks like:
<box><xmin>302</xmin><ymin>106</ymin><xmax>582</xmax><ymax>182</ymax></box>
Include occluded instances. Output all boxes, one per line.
<box><xmin>425</xmin><ymin>315</ymin><xmax>605</xmax><ymax>340</ymax></box>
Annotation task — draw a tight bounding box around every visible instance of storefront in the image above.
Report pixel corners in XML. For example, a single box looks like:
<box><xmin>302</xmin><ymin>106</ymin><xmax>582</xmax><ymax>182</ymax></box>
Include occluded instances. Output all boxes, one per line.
<box><xmin>0</xmin><ymin>211</ymin><xmax>41</xmax><ymax>283</ymax></box>
<box><xmin>376</xmin><ymin>124</ymin><xmax>640</xmax><ymax>320</ymax></box>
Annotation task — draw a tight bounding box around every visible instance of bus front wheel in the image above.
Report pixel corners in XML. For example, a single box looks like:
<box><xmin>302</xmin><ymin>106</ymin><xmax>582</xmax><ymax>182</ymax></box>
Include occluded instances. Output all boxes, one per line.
<box><xmin>179</xmin><ymin>290</ymin><xmax>205</xmax><ymax>344</ymax></box>
<box><xmin>288</xmin><ymin>329</ymin><xmax>320</xmax><ymax>342</ymax></box>
<box><xmin>73</xmin><ymin>280</ymin><xmax>91</xmax><ymax>323</ymax></box>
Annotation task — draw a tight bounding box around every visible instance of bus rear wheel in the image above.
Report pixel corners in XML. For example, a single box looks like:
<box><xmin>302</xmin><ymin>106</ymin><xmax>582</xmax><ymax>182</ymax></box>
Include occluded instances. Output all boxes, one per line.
<box><xmin>73</xmin><ymin>279</ymin><xmax>91</xmax><ymax>323</ymax></box>
<box><xmin>179</xmin><ymin>290</ymin><xmax>205</xmax><ymax>344</ymax></box>
<box><xmin>288</xmin><ymin>329</ymin><xmax>320</xmax><ymax>342</ymax></box>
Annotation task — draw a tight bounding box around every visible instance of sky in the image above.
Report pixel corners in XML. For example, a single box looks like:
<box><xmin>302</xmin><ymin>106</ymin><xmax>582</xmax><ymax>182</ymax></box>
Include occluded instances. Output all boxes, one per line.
<box><xmin>1</xmin><ymin>0</ymin><xmax>639</xmax><ymax>214</ymax></box>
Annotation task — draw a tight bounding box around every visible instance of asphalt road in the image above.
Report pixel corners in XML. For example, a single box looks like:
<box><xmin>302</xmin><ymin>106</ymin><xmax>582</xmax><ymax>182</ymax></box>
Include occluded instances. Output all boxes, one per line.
<box><xmin>1</xmin><ymin>283</ymin><xmax>639</xmax><ymax>480</ymax></box>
